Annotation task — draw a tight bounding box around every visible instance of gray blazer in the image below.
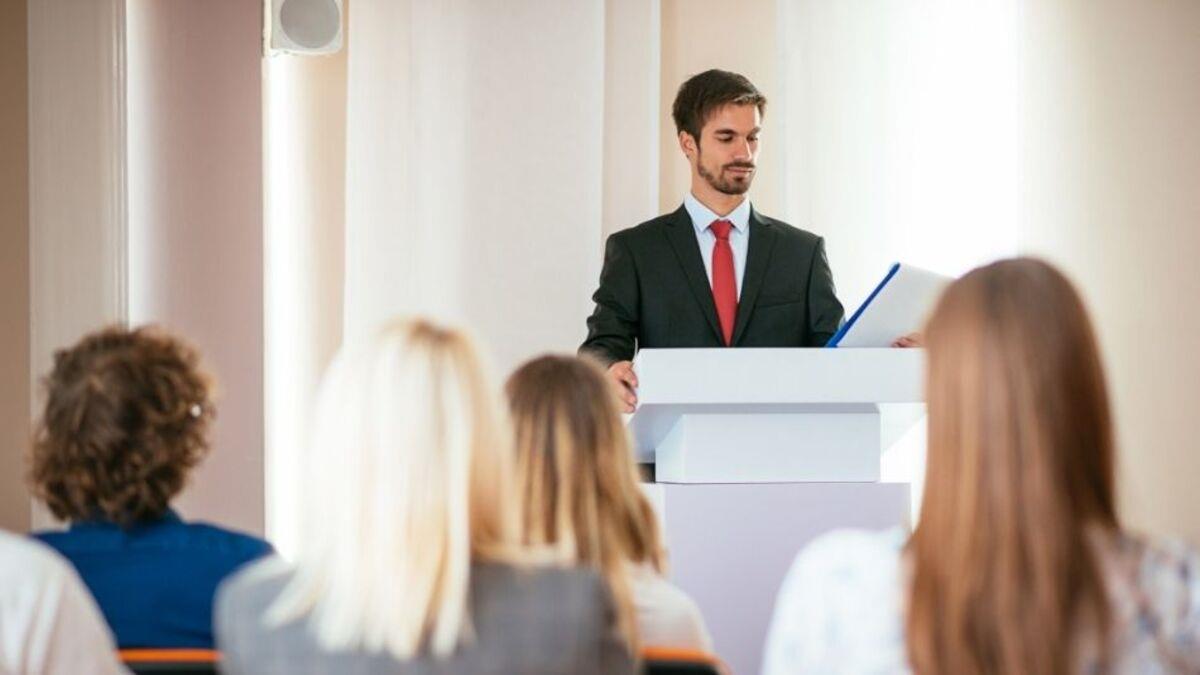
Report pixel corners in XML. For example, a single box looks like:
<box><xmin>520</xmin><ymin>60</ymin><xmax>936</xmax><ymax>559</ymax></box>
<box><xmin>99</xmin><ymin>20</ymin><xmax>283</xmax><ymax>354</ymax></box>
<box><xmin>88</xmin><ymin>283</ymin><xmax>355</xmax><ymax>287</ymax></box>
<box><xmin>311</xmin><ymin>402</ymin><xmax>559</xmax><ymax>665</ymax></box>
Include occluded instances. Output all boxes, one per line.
<box><xmin>215</xmin><ymin>559</ymin><xmax>634</xmax><ymax>675</ymax></box>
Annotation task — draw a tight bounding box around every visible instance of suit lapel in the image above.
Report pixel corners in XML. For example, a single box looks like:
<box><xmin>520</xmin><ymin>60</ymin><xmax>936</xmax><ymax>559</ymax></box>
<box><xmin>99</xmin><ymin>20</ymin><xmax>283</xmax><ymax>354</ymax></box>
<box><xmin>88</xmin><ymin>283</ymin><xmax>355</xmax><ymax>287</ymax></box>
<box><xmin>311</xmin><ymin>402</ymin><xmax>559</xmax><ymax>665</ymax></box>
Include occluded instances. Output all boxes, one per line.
<box><xmin>663</xmin><ymin>206</ymin><xmax>723</xmax><ymax>344</ymax></box>
<box><xmin>732</xmin><ymin>209</ymin><xmax>778</xmax><ymax>345</ymax></box>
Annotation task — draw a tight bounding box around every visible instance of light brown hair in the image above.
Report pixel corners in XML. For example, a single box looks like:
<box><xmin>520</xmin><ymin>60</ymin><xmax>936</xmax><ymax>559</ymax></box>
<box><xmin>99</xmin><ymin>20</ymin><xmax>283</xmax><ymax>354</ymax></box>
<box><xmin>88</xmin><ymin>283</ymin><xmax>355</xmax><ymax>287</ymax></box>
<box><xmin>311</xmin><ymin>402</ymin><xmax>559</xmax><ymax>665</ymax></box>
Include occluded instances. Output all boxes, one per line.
<box><xmin>506</xmin><ymin>355</ymin><xmax>666</xmax><ymax>650</ymax></box>
<box><xmin>907</xmin><ymin>258</ymin><xmax>1118</xmax><ymax>674</ymax></box>
<box><xmin>29</xmin><ymin>325</ymin><xmax>215</xmax><ymax>526</ymax></box>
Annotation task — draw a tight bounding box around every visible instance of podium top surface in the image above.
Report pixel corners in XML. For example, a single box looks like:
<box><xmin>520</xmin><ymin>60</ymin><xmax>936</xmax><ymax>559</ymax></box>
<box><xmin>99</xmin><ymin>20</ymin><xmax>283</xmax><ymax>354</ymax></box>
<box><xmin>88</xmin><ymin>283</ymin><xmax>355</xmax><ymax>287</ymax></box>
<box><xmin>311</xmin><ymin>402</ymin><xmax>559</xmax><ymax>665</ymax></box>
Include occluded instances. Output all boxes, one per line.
<box><xmin>631</xmin><ymin>348</ymin><xmax>924</xmax><ymax>406</ymax></box>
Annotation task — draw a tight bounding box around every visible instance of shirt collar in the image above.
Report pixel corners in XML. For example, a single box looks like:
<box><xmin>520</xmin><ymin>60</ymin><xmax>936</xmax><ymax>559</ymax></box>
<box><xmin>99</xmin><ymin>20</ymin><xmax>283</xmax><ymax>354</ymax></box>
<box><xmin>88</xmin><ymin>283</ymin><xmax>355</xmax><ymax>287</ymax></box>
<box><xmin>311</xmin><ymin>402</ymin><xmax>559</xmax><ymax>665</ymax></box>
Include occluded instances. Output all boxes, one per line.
<box><xmin>69</xmin><ymin>507</ymin><xmax>183</xmax><ymax>532</ymax></box>
<box><xmin>684</xmin><ymin>192</ymin><xmax>752</xmax><ymax>235</ymax></box>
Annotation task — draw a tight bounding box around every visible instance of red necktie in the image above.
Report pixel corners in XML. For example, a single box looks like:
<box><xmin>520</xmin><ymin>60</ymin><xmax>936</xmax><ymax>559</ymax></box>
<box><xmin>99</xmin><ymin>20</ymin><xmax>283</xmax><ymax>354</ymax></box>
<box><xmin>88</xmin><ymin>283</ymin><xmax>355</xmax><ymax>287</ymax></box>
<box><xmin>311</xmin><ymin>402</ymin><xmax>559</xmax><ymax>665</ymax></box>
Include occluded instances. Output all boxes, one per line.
<box><xmin>710</xmin><ymin>219</ymin><xmax>737</xmax><ymax>346</ymax></box>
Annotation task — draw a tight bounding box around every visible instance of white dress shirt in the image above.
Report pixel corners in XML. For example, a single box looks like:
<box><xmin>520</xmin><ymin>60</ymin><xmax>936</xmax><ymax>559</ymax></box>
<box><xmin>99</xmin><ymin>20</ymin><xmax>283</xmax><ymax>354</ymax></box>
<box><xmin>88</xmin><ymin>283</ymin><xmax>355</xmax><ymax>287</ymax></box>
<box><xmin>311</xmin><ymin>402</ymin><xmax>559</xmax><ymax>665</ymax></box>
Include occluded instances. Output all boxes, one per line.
<box><xmin>683</xmin><ymin>192</ymin><xmax>751</xmax><ymax>299</ymax></box>
<box><xmin>0</xmin><ymin>531</ymin><xmax>126</xmax><ymax>675</ymax></box>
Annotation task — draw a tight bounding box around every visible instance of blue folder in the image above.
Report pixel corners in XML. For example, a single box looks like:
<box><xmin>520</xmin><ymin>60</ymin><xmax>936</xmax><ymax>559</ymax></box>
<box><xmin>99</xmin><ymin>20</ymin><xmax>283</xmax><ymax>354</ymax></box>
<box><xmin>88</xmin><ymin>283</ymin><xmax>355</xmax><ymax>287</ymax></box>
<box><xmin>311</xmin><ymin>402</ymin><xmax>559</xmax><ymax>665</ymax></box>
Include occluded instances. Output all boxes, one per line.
<box><xmin>824</xmin><ymin>262</ymin><xmax>902</xmax><ymax>348</ymax></box>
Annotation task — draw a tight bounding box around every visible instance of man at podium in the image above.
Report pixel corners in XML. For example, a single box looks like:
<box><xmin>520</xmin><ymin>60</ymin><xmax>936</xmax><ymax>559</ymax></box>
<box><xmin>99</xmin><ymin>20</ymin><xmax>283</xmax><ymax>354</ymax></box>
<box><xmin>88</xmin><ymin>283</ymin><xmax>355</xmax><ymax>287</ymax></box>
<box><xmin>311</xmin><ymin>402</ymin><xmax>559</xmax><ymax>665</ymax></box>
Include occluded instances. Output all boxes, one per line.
<box><xmin>581</xmin><ymin>69</ymin><xmax>844</xmax><ymax>411</ymax></box>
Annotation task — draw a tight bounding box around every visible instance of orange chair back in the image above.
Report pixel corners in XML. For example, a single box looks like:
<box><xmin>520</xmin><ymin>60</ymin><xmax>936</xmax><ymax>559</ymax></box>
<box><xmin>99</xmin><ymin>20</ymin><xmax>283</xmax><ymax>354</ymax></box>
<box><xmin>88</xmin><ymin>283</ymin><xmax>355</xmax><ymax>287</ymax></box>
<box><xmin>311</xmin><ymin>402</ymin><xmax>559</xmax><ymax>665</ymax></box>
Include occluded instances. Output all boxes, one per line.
<box><xmin>118</xmin><ymin>649</ymin><xmax>220</xmax><ymax>675</ymax></box>
<box><xmin>641</xmin><ymin>646</ymin><xmax>725</xmax><ymax>675</ymax></box>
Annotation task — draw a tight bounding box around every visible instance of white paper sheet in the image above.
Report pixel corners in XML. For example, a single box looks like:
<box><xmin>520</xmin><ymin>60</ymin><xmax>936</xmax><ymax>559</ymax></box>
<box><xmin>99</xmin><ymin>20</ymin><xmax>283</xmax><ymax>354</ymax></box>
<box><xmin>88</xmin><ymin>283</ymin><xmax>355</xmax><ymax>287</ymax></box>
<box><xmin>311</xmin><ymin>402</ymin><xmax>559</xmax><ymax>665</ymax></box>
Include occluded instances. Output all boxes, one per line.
<box><xmin>831</xmin><ymin>263</ymin><xmax>951</xmax><ymax>348</ymax></box>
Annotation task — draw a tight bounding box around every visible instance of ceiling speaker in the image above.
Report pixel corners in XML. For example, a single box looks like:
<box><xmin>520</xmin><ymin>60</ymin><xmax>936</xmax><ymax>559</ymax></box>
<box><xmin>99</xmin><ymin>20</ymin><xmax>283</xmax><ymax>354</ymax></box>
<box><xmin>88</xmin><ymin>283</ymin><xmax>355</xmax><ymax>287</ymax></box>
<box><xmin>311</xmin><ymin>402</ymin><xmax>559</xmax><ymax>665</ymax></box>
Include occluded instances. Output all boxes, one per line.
<box><xmin>267</xmin><ymin>0</ymin><xmax>343</xmax><ymax>55</ymax></box>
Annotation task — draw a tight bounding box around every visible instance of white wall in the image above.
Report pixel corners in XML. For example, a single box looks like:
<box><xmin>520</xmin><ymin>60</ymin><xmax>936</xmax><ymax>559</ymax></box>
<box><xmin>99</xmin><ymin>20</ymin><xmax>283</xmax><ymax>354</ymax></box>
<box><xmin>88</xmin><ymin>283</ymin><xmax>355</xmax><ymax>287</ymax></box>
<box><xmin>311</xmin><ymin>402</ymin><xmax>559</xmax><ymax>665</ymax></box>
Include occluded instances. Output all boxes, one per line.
<box><xmin>1018</xmin><ymin>0</ymin><xmax>1200</xmax><ymax>544</ymax></box>
<box><xmin>127</xmin><ymin>0</ymin><xmax>266</xmax><ymax>535</ymax></box>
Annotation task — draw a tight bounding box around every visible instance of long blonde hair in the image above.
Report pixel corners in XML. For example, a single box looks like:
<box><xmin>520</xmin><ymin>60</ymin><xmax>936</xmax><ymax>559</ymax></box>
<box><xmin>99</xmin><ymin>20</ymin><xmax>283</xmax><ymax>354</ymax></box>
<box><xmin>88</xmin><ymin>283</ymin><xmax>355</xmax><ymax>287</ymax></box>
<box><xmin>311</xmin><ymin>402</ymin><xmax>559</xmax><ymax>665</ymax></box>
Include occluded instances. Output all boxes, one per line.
<box><xmin>506</xmin><ymin>355</ymin><xmax>665</xmax><ymax>650</ymax></box>
<box><xmin>907</xmin><ymin>258</ymin><xmax>1118</xmax><ymax>674</ymax></box>
<box><xmin>266</xmin><ymin>318</ymin><xmax>518</xmax><ymax>659</ymax></box>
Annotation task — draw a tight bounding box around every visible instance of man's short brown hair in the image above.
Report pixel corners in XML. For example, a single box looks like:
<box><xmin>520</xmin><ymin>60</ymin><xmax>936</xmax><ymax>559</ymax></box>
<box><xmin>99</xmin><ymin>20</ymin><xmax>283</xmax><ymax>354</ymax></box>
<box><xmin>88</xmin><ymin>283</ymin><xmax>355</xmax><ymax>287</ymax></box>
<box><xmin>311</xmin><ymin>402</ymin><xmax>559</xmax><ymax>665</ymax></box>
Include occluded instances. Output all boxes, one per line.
<box><xmin>28</xmin><ymin>325</ymin><xmax>215</xmax><ymax>527</ymax></box>
<box><xmin>671</xmin><ymin>69</ymin><xmax>767</xmax><ymax>142</ymax></box>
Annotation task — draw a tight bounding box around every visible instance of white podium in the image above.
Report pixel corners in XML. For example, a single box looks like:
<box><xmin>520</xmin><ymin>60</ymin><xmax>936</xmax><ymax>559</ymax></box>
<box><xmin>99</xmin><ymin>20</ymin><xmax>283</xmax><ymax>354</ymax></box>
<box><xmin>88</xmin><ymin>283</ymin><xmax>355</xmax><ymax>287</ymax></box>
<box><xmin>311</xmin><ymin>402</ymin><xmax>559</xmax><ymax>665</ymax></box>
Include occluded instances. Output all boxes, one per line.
<box><xmin>630</xmin><ymin>348</ymin><xmax>924</xmax><ymax>675</ymax></box>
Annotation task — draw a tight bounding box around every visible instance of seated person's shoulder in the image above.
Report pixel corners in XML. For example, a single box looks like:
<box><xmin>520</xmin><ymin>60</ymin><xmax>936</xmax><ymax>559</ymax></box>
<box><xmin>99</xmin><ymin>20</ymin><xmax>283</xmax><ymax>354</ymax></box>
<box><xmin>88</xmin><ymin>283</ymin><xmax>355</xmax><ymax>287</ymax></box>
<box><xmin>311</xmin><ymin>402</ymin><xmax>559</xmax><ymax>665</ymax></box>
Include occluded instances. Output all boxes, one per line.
<box><xmin>1113</xmin><ymin>532</ymin><xmax>1200</xmax><ymax>626</ymax></box>
<box><xmin>630</xmin><ymin>566</ymin><xmax>697</xmax><ymax>613</ymax></box>
<box><xmin>27</xmin><ymin>527</ymin><xmax>71</xmax><ymax>550</ymax></box>
<box><xmin>179</xmin><ymin>519</ymin><xmax>274</xmax><ymax>560</ymax></box>
<box><xmin>213</xmin><ymin>557</ymin><xmax>296</xmax><ymax>664</ymax></box>
<box><xmin>471</xmin><ymin>561</ymin><xmax>631</xmax><ymax>672</ymax></box>
<box><xmin>476</xmin><ymin>561</ymin><xmax>609</xmax><ymax>603</ymax></box>
<box><xmin>786</xmin><ymin>528</ymin><xmax>906</xmax><ymax>595</ymax></box>
<box><xmin>472</xmin><ymin>561</ymin><xmax>615</xmax><ymax>632</ymax></box>
<box><xmin>2</xmin><ymin>533</ymin><xmax>75</xmax><ymax>586</ymax></box>
<box><xmin>628</xmin><ymin>567</ymin><xmax>712</xmax><ymax>650</ymax></box>
<box><xmin>216</xmin><ymin>556</ymin><xmax>290</xmax><ymax>615</ymax></box>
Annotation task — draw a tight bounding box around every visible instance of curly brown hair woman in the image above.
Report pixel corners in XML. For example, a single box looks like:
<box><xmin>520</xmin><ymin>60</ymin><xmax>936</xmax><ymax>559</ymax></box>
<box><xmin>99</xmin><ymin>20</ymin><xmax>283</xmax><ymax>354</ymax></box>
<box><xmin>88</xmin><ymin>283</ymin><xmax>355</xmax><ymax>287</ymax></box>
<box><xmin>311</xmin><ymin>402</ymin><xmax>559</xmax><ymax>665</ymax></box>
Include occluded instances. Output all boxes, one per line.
<box><xmin>30</xmin><ymin>325</ymin><xmax>272</xmax><ymax>650</ymax></box>
<box><xmin>30</xmin><ymin>325</ymin><xmax>214</xmax><ymax>526</ymax></box>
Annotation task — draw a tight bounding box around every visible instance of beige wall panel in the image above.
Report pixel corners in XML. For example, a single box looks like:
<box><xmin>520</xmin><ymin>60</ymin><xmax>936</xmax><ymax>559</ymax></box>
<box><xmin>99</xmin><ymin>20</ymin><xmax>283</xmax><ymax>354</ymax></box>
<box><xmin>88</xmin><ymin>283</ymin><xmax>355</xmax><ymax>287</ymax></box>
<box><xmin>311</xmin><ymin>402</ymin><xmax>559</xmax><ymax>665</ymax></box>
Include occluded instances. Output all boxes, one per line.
<box><xmin>1019</xmin><ymin>0</ymin><xmax>1200</xmax><ymax>544</ymax></box>
<box><xmin>0</xmin><ymin>0</ymin><xmax>30</xmax><ymax>532</ymax></box>
<box><xmin>659</xmin><ymin>0</ymin><xmax>780</xmax><ymax>217</ymax></box>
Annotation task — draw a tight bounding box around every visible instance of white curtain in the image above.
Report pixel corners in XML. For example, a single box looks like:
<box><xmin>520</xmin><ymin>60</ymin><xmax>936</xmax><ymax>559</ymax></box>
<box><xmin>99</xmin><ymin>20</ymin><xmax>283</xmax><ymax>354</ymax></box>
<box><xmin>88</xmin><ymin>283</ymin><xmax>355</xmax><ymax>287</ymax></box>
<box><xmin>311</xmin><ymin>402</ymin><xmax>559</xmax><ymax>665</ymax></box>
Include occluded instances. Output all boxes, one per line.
<box><xmin>778</xmin><ymin>0</ymin><xmax>1018</xmax><ymax>310</ymax></box>
<box><xmin>267</xmin><ymin>0</ymin><xmax>666</xmax><ymax>557</ymax></box>
<box><xmin>27</xmin><ymin>0</ymin><xmax>128</xmax><ymax>530</ymax></box>
<box><xmin>343</xmin><ymin>0</ymin><xmax>607</xmax><ymax>372</ymax></box>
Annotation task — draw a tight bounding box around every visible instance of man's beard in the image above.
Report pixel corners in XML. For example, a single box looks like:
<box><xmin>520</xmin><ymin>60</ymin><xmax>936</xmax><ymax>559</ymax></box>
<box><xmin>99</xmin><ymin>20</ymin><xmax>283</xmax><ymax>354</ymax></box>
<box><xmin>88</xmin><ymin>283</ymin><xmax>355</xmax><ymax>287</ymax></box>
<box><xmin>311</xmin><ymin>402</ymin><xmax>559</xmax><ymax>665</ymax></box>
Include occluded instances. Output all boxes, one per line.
<box><xmin>697</xmin><ymin>147</ymin><xmax>755</xmax><ymax>196</ymax></box>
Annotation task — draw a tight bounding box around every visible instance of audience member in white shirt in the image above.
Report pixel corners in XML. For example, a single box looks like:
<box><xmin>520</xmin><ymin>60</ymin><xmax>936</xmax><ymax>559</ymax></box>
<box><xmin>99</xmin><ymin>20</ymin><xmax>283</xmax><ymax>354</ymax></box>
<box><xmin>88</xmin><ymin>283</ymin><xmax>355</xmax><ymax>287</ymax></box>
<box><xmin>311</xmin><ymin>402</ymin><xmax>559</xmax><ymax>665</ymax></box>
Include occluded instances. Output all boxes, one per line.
<box><xmin>506</xmin><ymin>355</ymin><xmax>713</xmax><ymax>653</ymax></box>
<box><xmin>762</xmin><ymin>258</ymin><xmax>1200</xmax><ymax>675</ymax></box>
<box><xmin>0</xmin><ymin>531</ymin><xmax>126</xmax><ymax>675</ymax></box>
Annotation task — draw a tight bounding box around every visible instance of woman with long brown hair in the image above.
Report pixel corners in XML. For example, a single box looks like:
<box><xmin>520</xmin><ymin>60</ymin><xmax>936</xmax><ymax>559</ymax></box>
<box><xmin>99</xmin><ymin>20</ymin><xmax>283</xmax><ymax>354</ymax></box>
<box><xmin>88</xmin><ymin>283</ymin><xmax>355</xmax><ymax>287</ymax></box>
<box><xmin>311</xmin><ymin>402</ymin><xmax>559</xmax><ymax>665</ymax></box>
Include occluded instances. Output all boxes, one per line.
<box><xmin>506</xmin><ymin>355</ymin><xmax>712</xmax><ymax>652</ymax></box>
<box><xmin>762</xmin><ymin>258</ymin><xmax>1200</xmax><ymax>674</ymax></box>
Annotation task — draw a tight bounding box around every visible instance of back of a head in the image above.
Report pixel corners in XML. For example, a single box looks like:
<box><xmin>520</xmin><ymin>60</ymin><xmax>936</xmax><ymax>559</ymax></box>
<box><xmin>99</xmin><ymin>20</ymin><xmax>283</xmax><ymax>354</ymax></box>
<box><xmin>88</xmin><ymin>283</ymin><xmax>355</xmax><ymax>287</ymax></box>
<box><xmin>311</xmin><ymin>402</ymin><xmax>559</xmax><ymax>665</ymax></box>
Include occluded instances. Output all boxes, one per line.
<box><xmin>29</xmin><ymin>325</ymin><xmax>214</xmax><ymax>527</ymax></box>
<box><xmin>908</xmin><ymin>258</ymin><xmax>1118</xmax><ymax>674</ymax></box>
<box><xmin>506</xmin><ymin>355</ymin><xmax>664</xmax><ymax>648</ymax></box>
<box><xmin>270</xmin><ymin>318</ymin><xmax>516</xmax><ymax>660</ymax></box>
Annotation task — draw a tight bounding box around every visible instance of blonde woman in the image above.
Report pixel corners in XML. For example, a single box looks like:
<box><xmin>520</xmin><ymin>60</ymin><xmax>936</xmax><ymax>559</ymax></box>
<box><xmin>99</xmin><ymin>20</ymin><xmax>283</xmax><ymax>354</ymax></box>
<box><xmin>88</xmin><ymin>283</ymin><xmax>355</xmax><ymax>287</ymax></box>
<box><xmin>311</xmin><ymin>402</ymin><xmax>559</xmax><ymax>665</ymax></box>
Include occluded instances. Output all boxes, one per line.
<box><xmin>215</xmin><ymin>319</ymin><xmax>632</xmax><ymax>674</ymax></box>
<box><xmin>762</xmin><ymin>258</ymin><xmax>1200</xmax><ymax>674</ymax></box>
<box><xmin>506</xmin><ymin>355</ymin><xmax>712</xmax><ymax>652</ymax></box>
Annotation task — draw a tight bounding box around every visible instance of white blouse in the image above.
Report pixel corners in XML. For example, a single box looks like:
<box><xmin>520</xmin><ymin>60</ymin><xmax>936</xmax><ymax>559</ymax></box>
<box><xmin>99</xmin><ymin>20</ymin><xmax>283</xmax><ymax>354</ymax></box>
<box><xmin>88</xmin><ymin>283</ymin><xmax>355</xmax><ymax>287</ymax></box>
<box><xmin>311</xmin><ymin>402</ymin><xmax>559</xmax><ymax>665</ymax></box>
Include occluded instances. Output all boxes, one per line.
<box><xmin>0</xmin><ymin>532</ymin><xmax>126</xmax><ymax>675</ymax></box>
<box><xmin>630</xmin><ymin>564</ymin><xmax>714</xmax><ymax>651</ymax></box>
<box><xmin>761</xmin><ymin>527</ymin><xmax>1200</xmax><ymax>675</ymax></box>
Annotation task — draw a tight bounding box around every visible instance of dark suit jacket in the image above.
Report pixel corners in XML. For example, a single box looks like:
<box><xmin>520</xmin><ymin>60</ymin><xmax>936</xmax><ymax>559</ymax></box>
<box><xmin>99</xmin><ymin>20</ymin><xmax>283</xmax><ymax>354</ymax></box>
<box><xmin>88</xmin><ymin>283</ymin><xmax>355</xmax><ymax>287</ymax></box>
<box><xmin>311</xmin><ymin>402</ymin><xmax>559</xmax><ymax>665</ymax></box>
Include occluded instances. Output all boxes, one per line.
<box><xmin>581</xmin><ymin>205</ymin><xmax>844</xmax><ymax>365</ymax></box>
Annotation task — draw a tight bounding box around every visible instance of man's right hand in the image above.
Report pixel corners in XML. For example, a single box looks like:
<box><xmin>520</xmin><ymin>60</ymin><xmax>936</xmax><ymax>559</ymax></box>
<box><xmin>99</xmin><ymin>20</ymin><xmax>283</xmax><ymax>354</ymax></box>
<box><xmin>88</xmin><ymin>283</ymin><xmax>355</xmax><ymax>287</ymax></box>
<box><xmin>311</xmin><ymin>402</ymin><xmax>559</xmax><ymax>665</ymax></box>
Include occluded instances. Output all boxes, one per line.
<box><xmin>607</xmin><ymin>360</ymin><xmax>638</xmax><ymax>413</ymax></box>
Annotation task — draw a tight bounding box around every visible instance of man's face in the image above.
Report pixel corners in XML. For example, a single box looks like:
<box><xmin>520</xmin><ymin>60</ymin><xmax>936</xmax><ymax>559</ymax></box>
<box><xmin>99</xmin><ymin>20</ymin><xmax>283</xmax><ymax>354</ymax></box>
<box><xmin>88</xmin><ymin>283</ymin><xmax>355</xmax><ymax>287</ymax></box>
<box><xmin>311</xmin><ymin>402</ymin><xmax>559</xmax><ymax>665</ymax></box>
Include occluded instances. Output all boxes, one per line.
<box><xmin>684</xmin><ymin>104</ymin><xmax>761</xmax><ymax>196</ymax></box>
